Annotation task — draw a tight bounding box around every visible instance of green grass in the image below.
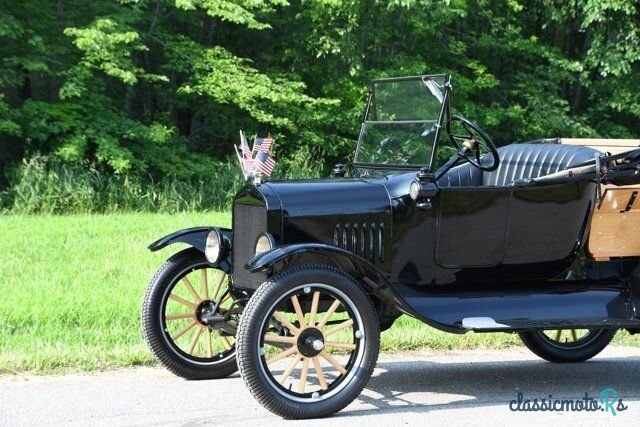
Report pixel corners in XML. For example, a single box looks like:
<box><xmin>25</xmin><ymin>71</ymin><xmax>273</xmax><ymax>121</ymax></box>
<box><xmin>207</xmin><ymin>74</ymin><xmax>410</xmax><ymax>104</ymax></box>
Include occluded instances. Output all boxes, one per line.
<box><xmin>0</xmin><ymin>212</ymin><xmax>229</xmax><ymax>373</ymax></box>
<box><xmin>0</xmin><ymin>213</ymin><xmax>638</xmax><ymax>374</ymax></box>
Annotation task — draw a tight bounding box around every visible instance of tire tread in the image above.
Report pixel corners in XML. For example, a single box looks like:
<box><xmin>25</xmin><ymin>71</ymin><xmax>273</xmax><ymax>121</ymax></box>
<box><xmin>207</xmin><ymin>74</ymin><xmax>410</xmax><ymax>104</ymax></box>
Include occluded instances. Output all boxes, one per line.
<box><xmin>141</xmin><ymin>248</ymin><xmax>237</xmax><ymax>380</ymax></box>
<box><xmin>237</xmin><ymin>264</ymin><xmax>380</xmax><ymax>419</ymax></box>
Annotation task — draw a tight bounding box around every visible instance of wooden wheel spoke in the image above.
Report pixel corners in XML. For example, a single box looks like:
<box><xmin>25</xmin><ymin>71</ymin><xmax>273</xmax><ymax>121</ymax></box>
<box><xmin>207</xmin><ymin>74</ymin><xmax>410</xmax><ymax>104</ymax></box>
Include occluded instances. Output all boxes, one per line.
<box><xmin>273</xmin><ymin>311</ymin><xmax>300</xmax><ymax>335</ymax></box>
<box><xmin>571</xmin><ymin>329</ymin><xmax>578</xmax><ymax>342</ymax></box>
<box><xmin>267</xmin><ymin>346</ymin><xmax>297</xmax><ymax>365</ymax></box>
<box><xmin>279</xmin><ymin>355</ymin><xmax>301</xmax><ymax>385</ymax></box>
<box><xmin>206</xmin><ymin>329</ymin><xmax>213</xmax><ymax>358</ymax></box>
<box><xmin>169</xmin><ymin>293</ymin><xmax>196</xmax><ymax>309</ymax></box>
<box><xmin>554</xmin><ymin>330</ymin><xmax>562</xmax><ymax>341</ymax></box>
<box><xmin>317</xmin><ymin>299</ymin><xmax>341</xmax><ymax>329</ymax></box>
<box><xmin>165</xmin><ymin>312</ymin><xmax>195</xmax><ymax>321</ymax></box>
<box><xmin>182</xmin><ymin>276</ymin><xmax>201</xmax><ymax>302</ymax></box>
<box><xmin>319</xmin><ymin>350</ymin><xmax>347</xmax><ymax>375</ymax></box>
<box><xmin>220</xmin><ymin>293</ymin><xmax>232</xmax><ymax>305</ymax></box>
<box><xmin>201</xmin><ymin>269</ymin><xmax>209</xmax><ymax>300</ymax></box>
<box><xmin>171</xmin><ymin>320</ymin><xmax>197</xmax><ymax>341</ymax></box>
<box><xmin>220</xmin><ymin>335</ymin><xmax>233</xmax><ymax>350</ymax></box>
<box><xmin>212</xmin><ymin>272</ymin><xmax>226</xmax><ymax>301</ymax></box>
<box><xmin>299</xmin><ymin>358</ymin><xmax>310</xmax><ymax>394</ymax></box>
<box><xmin>312</xmin><ymin>356</ymin><xmax>328</xmax><ymax>390</ymax></box>
<box><xmin>188</xmin><ymin>326</ymin><xmax>204</xmax><ymax>355</ymax></box>
<box><xmin>309</xmin><ymin>291</ymin><xmax>320</xmax><ymax>327</ymax></box>
<box><xmin>264</xmin><ymin>335</ymin><xmax>297</xmax><ymax>344</ymax></box>
<box><xmin>324</xmin><ymin>341</ymin><xmax>356</xmax><ymax>351</ymax></box>
<box><xmin>324</xmin><ymin>319</ymin><xmax>354</xmax><ymax>337</ymax></box>
<box><xmin>290</xmin><ymin>295</ymin><xmax>307</xmax><ymax>329</ymax></box>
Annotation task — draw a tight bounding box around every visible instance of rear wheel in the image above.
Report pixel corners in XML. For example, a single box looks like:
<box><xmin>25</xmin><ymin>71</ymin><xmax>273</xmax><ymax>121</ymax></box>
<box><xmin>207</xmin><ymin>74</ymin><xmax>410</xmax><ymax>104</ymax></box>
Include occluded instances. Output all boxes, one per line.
<box><xmin>518</xmin><ymin>328</ymin><xmax>616</xmax><ymax>363</ymax></box>
<box><xmin>141</xmin><ymin>248</ymin><xmax>239</xmax><ymax>379</ymax></box>
<box><xmin>237</xmin><ymin>265</ymin><xmax>379</xmax><ymax>419</ymax></box>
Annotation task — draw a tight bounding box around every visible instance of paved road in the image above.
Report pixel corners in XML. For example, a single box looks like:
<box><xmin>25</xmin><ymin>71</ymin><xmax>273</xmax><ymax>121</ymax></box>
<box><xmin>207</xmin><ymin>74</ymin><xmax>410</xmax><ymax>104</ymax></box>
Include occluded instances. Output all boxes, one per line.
<box><xmin>1</xmin><ymin>346</ymin><xmax>639</xmax><ymax>426</ymax></box>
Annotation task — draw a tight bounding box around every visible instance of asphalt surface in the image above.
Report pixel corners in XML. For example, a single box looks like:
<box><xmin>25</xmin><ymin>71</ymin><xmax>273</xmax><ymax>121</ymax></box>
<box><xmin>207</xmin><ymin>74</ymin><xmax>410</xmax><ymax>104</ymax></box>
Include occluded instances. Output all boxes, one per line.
<box><xmin>1</xmin><ymin>346</ymin><xmax>639</xmax><ymax>426</ymax></box>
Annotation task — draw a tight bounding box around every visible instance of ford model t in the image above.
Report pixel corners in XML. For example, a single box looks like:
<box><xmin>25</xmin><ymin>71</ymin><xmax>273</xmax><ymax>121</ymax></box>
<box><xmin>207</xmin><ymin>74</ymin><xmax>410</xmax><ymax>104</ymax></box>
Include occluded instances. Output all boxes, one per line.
<box><xmin>142</xmin><ymin>74</ymin><xmax>640</xmax><ymax>418</ymax></box>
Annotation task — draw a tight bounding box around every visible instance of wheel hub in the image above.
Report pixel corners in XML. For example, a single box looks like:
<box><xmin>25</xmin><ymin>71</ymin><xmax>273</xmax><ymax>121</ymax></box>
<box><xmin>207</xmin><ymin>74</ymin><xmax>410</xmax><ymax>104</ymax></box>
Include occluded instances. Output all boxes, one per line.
<box><xmin>297</xmin><ymin>328</ymin><xmax>325</xmax><ymax>357</ymax></box>
<box><xmin>196</xmin><ymin>300</ymin><xmax>217</xmax><ymax>326</ymax></box>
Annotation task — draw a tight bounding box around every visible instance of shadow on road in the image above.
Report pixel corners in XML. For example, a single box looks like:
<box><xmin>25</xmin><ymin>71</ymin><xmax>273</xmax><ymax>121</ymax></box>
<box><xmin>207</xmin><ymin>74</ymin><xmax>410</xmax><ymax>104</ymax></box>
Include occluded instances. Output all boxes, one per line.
<box><xmin>337</xmin><ymin>354</ymin><xmax>640</xmax><ymax>417</ymax></box>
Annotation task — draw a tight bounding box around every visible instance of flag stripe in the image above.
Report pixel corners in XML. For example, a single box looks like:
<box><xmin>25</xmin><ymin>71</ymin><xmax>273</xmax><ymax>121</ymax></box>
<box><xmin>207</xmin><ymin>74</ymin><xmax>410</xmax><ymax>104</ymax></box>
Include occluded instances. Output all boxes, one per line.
<box><xmin>254</xmin><ymin>151</ymin><xmax>276</xmax><ymax>176</ymax></box>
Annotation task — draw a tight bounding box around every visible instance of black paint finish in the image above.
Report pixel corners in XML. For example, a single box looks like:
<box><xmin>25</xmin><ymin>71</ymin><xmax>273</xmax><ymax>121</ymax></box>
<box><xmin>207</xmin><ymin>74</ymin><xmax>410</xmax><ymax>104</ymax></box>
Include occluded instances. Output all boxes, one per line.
<box><xmin>148</xmin><ymin>226</ymin><xmax>233</xmax><ymax>273</ymax></box>
<box><xmin>436</xmin><ymin>187</ymin><xmax>510</xmax><ymax>267</ymax></box>
<box><xmin>264</xmin><ymin>178</ymin><xmax>393</xmax><ymax>272</ymax></box>
<box><xmin>148</xmin><ymin>226</ymin><xmax>211</xmax><ymax>252</ymax></box>
<box><xmin>394</xmin><ymin>280</ymin><xmax>634</xmax><ymax>333</ymax></box>
<box><xmin>391</xmin><ymin>180</ymin><xmax>596</xmax><ymax>286</ymax></box>
<box><xmin>222</xmin><ymin>158</ymin><xmax>639</xmax><ymax>333</ymax></box>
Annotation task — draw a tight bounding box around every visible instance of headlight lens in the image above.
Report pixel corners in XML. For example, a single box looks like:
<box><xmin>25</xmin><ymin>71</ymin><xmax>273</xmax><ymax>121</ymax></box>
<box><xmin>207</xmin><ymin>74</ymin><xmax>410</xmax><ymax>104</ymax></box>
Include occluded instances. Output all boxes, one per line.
<box><xmin>205</xmin><ymin>229</ymin><xmax>222</xmax><ymax>264</ymax></box>
<box><xmin>409</xmin><ymin>180</ymin><xmax>421</xmax><ymax>200</ymax></box>
<box><xmin>254</xmin><ymin>233</ymin><xmax>274</xmax><ymax>256</ymax></box>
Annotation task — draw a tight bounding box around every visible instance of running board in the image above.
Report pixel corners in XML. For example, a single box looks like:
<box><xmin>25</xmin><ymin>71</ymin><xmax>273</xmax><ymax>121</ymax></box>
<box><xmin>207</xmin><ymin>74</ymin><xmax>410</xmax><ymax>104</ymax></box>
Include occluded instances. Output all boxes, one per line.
<box><xmin>461</xmin><ymin>317</ymin><xmax>640</xmax><ymax>332</ymax></box>
<box><xmin>393</xmin><ymin>281</ymin><xmax>640</xmax><ymax>334</ymax></box>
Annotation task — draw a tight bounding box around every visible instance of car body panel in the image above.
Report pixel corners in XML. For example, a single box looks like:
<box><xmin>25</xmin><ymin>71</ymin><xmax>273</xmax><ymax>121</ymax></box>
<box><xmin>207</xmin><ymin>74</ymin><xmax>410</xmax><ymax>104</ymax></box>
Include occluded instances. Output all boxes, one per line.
<box><xmin>149</xmin><ymin>75</ymin><xmax>640</xmax><ymax>333</ymax></box>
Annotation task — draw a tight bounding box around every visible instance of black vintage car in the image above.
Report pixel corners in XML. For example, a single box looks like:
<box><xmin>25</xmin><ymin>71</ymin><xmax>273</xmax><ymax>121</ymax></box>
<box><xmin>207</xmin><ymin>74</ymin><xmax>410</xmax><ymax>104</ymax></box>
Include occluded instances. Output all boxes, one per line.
<box><xmin>142</xmin><ymin>74</ymin><xmax>640</xmax><ymax>419</ymax></box>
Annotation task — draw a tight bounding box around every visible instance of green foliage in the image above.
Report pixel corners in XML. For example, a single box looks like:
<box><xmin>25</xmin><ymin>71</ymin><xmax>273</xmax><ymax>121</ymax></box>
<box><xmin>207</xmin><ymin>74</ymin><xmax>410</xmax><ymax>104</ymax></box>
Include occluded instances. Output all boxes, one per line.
<box><xmin>2</xmin><ymin>0</ymin><xmax>640</xmax><ymax>212</ymax></box>
<box><xmin>63</xmin><ymin>18</ymin><xmax>165</xmax><ymax>89</ymax></box>
<box><xmin>0</xmin><ymin>150</ymin><xmax>323</xmax><ymax>214</ymax></box>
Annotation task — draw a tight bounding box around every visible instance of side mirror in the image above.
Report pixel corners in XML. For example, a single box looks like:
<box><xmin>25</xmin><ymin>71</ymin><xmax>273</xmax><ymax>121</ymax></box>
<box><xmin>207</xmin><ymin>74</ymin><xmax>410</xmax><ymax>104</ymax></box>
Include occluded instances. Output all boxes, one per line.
<box><xmin>332</xmin><ymin>163</ymin><xmax>346</xmax><ymax>177</ymax></box>
<box><xmin>409</xmin><ymin>167</ymin><xmax>438</xmax><ymax>210</ymax></box>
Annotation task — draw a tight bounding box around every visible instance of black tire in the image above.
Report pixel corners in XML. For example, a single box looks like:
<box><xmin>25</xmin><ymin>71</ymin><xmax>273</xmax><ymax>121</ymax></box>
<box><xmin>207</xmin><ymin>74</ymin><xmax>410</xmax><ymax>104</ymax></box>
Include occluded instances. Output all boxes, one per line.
<box><xmin>237</xmin><ymin>265</ymin><xmax>380</xmax><ymax>419</ymax></box>
<box><xmin>518</xmin><ymin>328</ymin><xmax>616</xmax><ymax>363</ymax></box>
<box><xmin>141</xmin><ymin>248</ymin><xmax>238</xmax><ymax>380</ymax></box>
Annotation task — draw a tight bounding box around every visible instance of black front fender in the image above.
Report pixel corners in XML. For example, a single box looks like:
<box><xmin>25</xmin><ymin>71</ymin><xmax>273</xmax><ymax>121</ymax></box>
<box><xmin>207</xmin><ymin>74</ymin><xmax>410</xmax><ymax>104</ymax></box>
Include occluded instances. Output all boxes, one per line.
<box><xmin>246</xmin><ymin>243</ymin><xmax>362</xmax><ymax>273</ymax></box>
<box><xmin>148</xmin><ymin>226</ymin><xmax>232</xmax><ymax>254</ymax></box>
<box><xmin>246</xmin><ymin>243</ymin><xmax>419</xmax><ymax>320</ymax></box>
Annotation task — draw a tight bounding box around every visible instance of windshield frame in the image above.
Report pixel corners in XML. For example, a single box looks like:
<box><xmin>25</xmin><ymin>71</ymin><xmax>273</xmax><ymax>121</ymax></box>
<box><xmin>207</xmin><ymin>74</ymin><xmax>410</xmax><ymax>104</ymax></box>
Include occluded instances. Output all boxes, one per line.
<box><xmin>353</xmin><ymin>74</ymin><xmax>451</xmax><ymax>171</ymax></box>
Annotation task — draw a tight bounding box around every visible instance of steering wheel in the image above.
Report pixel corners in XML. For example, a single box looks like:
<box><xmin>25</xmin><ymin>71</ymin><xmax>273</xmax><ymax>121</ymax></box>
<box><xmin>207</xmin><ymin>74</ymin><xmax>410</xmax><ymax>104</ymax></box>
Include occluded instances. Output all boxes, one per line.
<box><xmin>446</xmin><ymin>115</ymin><xmax>499</xmax><ymax>172</ymax></box>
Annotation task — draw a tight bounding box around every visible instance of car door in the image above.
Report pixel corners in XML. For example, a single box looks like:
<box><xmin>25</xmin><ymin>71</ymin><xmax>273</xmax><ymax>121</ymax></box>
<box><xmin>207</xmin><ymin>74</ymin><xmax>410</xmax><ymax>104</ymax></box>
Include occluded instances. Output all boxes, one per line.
<box><xmin>435</xmin><ymin>186</ymin><xmax>511</xmax><ymax>267</ymax></box>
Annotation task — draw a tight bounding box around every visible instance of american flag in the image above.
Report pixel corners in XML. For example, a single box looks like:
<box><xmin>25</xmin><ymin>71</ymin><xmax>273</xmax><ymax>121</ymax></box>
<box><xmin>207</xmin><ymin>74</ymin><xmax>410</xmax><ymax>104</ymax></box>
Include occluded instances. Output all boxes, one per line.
<box><xmin>253</xmin><ymin>136</ymin><xmax>273</xmax><ymax>154</ymax></box>
<box><xmin>254</xmin><ymin>150</ymin><xmax>276</xmax><ymax>176</ymax></box>
<box><xmin>235</xmin><ymin>131</ymin><xmax>254</xmax><ymax>176</ymax></box>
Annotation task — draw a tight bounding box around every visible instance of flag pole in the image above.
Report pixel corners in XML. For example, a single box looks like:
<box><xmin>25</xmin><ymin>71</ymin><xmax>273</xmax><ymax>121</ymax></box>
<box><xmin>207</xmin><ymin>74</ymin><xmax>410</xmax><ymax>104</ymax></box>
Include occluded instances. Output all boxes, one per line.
<box><xmin>234</xmin><ymin>144</ymin><xmax>248</xmax><ymax>180</ymax></box>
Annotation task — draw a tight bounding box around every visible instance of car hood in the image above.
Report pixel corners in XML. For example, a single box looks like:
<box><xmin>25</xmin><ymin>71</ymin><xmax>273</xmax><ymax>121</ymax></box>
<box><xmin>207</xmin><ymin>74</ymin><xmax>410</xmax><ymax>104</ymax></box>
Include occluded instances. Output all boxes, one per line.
<box><xmin>263</xmin><ymin>177</ymin><xmax>392</xmax><ymax>217</ymax></box>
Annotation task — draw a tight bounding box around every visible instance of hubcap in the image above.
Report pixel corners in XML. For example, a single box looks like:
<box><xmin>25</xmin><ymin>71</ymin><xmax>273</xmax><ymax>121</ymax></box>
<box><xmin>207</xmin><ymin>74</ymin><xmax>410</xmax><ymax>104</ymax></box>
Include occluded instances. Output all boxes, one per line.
<box><xmin>195</xmin><ymin>300</ymin><xmax>216</xmax><ymax>326</ymax></box>
<box><xmin>297</xmin><ymin>328</ymin><xmax>325</xmax><ymax>357</ymax></box>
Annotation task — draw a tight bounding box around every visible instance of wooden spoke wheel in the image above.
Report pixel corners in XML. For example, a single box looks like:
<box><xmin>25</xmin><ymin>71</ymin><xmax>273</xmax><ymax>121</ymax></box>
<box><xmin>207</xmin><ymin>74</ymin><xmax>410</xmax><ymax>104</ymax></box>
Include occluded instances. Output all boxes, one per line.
<box><xmin>237</xmin><ymin>265</ymin><xmax>380</xmax><ymax>419</ymax></box>
<box><xmin>518</xmin><ymin>328</ymin><xmax>616</xmax><ymax>363</ymax></box>
<box><xmin>142</xmin><ymin>248</ymin><xmax>239</xmax><ymax>380</ymax></box>
<box><xmin>541</xmin><ymin>329</ymin><xmax>594</xmax><ymax>348</ymax></box>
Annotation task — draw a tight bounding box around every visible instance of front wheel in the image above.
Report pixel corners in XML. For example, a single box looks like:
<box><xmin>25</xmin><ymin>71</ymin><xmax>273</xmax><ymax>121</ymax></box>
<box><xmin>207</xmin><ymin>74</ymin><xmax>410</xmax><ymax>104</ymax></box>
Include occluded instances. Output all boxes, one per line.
<box><xmin>237</xmin><ymin>265</ymin><xmax>380</xmax><ymax>419</ymax></box>
<box><xmin>141</xmin><ymin>248</ymin><xmax>239</xmax><ymax>380</ymax></box>
<box><xmin>518</xmin><ymin>328</ymin><xmax>616</xmax><ymax>363</ymax></box>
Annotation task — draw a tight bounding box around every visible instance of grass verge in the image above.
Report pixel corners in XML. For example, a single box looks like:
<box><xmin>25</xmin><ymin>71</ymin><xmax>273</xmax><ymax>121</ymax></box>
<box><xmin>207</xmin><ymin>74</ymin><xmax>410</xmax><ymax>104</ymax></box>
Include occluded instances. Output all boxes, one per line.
<box><xmin>0</xmin><ymin>213</ymin><xmax>637</xmax><ymax>374</ymax></box>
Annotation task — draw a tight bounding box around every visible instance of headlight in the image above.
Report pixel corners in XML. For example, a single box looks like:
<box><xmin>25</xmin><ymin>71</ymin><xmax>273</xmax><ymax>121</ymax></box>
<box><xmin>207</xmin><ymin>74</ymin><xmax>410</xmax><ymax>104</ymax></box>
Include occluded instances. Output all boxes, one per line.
<box><xmin>205</xmin><ymin>229</ymin><xmax>222</xmax><ymax>264</ymax></box>
<box><xmin>409</xmin><ymin>180</ymin><xmax>421</xmax><ymax>200</ymax></box>
<box><xmin>254</xmin><ymin>233</ymin><xmax>275</xmax><ymax>256</ymax></box>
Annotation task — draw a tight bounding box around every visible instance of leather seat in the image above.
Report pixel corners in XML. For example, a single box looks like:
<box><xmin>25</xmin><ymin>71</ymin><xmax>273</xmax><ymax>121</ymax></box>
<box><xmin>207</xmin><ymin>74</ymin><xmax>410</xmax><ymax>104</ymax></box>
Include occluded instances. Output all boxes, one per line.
<box><xmin>438</xmin><ymin>143</ymin><xmax>600</xmax><ymax>187</ymax></box>
<box><xmin>437</xmin><ymin>161</ymin><xmax>481</xmax><ymax>187</ymax></box>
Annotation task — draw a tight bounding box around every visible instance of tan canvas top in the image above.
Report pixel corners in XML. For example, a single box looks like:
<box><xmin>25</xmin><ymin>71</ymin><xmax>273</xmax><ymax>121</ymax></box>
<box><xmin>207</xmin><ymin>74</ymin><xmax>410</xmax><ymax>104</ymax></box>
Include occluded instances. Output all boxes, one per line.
<box><xmin>561</xmin><ymin>138</ymin><xmax>640</xmax><ymax>154</ymax></box>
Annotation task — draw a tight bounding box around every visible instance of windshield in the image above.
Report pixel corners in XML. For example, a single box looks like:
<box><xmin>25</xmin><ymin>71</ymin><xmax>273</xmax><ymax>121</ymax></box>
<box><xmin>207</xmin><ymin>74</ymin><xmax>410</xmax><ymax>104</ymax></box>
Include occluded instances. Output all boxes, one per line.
<box><xmin>354</xmin><ymin>75</ymin><xmax>448</xmax><ymax>167</ymax></box>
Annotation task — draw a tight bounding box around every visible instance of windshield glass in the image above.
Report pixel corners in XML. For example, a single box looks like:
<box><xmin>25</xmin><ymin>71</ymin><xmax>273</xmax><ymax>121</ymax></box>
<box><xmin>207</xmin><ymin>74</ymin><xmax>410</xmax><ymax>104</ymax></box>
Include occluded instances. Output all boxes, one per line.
<box><xmin>355</xmin><ymin>75</ymin><xmax>447</xmax><ymax>166</ymax></box>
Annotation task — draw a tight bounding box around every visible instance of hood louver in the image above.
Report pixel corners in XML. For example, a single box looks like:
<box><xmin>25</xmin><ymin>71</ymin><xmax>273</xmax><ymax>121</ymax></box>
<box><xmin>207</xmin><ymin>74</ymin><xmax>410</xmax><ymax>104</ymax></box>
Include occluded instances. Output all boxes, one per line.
<box><xmin>333</xmin><ymin>222</ymin><xmax>384</xmax><ymax>262</ymax></box>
